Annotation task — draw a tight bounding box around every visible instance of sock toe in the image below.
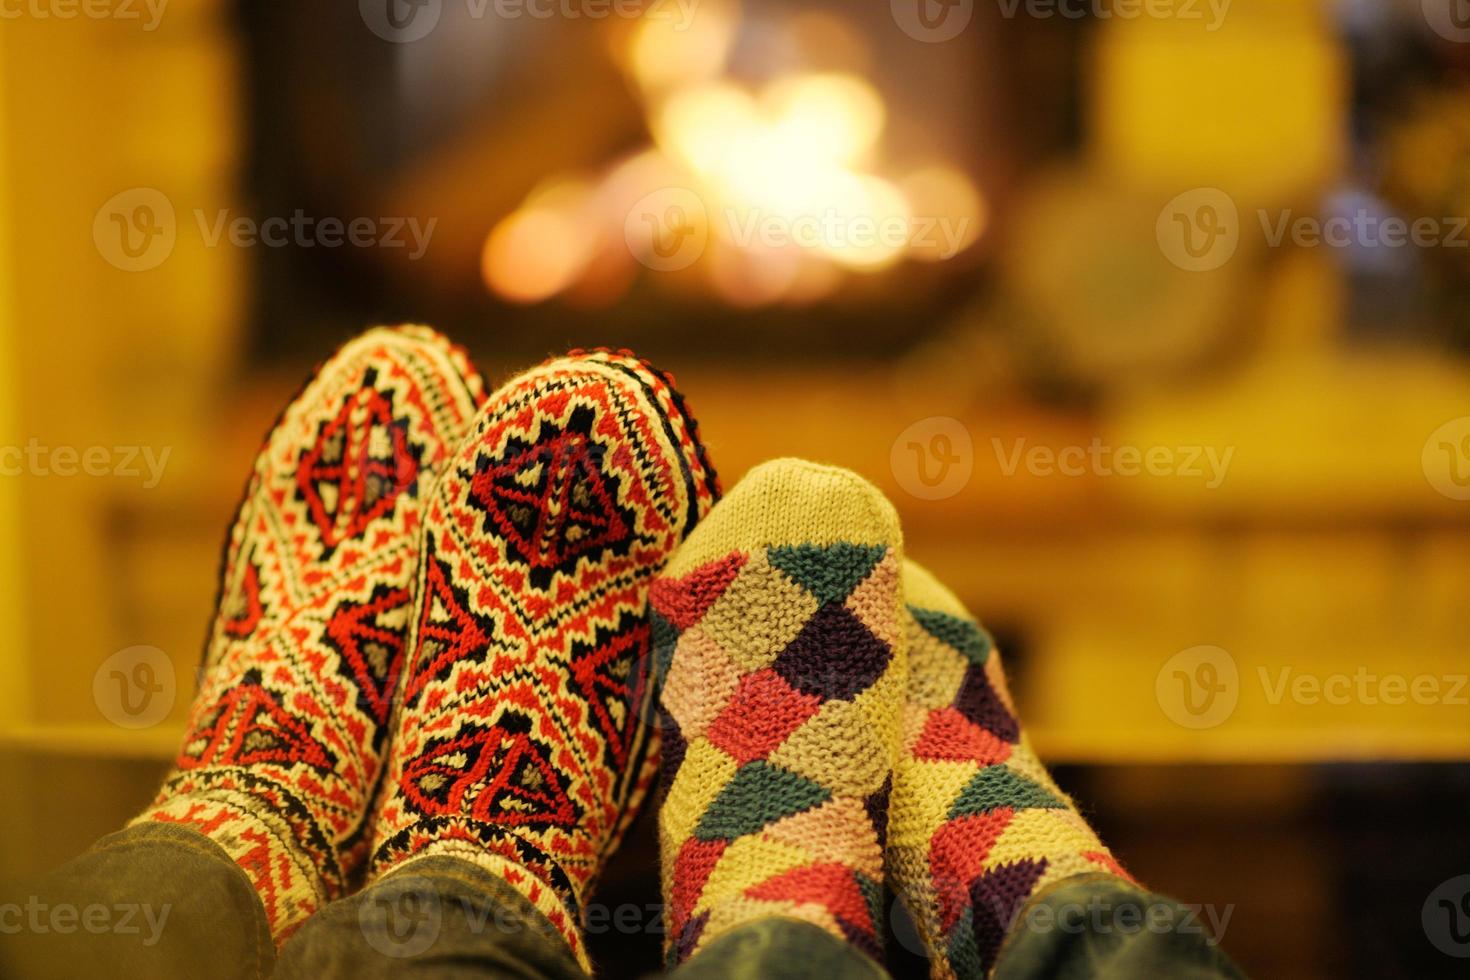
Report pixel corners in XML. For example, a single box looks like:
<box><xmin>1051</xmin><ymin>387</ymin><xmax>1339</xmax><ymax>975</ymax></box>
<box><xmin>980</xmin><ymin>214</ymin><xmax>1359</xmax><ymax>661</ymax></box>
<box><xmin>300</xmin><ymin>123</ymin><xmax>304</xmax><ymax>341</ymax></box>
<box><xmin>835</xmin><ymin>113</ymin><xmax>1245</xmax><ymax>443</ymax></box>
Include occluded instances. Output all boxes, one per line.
<box><xmin>665</xmin><ymin>459</ymin><xmax>902</xmax><ymax>578</ymax></box>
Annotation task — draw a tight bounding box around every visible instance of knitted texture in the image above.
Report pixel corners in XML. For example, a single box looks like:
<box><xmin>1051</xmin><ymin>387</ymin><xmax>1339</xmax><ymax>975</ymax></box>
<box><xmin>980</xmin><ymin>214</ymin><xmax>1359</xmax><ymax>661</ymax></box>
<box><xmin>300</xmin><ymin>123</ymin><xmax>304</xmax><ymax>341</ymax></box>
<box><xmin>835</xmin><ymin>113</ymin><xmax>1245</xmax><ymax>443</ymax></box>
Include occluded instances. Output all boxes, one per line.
<box><xmin>136</xmin><ymin>326</ymin><xmax>486</xmax><ymax>942</ymax></box>
<box><xmin>650</xmin><ymin>459</ymin><xmax>907</xmax><ymax>966</ymax></box>
<box><xmin>889</xmin><ymin>561</ymin><xmax>1133</xmax><ymax>979</ymax></box>
<box><xmin>367</xmin><ymin>349</ymin><xmax>720</xmax><ymax>971</ymax></box>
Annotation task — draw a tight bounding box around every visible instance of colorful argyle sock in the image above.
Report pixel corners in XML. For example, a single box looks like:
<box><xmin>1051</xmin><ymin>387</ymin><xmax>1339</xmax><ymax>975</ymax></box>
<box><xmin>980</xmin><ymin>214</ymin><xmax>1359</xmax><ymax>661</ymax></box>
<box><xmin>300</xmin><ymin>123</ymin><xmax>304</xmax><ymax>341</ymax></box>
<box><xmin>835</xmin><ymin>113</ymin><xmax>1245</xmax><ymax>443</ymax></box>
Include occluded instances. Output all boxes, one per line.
<box><xmin>889</xmin><ymin>561</ymin><xmax>1133</xmax><ymax>979</ymax></box>
<box><xmin>649</xmin><ymin>459</ymin><xmax>908</xmax><ymax>966</ymax></box>
<box><xmin>367</xmin><ymin>349</ymin><xmax>719</xmax><ymax>971</ymax></box>
<box><xmin>135</xmin><ymin>326</ymin><xmax>486</xmax><ymax>942</ymax></box>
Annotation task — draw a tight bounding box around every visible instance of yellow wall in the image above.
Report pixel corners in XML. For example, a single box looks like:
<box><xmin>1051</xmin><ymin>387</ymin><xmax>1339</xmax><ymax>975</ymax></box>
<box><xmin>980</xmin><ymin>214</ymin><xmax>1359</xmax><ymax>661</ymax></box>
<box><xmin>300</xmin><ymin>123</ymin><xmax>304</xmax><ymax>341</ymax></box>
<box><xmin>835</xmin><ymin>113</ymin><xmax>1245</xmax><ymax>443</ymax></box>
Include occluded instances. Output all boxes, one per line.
<box><xmin>0</xmin><ymin>26</ymin><xmax>28</xmax><ymax>728</ymax></box>
<box><xmin>0</xmin><ymin>8</ymin><xmax>241</xmax><ymax>753</ymax></box>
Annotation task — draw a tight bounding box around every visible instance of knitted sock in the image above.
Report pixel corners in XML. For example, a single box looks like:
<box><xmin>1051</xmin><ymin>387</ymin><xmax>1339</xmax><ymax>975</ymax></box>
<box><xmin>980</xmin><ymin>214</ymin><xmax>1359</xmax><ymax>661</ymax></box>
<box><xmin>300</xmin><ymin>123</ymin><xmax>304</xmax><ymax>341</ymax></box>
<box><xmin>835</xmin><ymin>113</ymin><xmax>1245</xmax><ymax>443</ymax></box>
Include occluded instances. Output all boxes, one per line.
<box><xmin>368</xmin><ymin>349</ymin><xmax>719</xmax><ymax>971</ymax></box>
<box><xmin>650</xmin><ymin>459</ymin><xmax>907</xmax><ymax>966</ymax></box>
<box><xmin>135</xmin><ymin>326</ymin><xmax>485</xmax><ymax>942</ymax></box>
<box><xmin>888</xmin><ymin>561</ymin><xmax>1133</xmax><ymax>979</ymax></box>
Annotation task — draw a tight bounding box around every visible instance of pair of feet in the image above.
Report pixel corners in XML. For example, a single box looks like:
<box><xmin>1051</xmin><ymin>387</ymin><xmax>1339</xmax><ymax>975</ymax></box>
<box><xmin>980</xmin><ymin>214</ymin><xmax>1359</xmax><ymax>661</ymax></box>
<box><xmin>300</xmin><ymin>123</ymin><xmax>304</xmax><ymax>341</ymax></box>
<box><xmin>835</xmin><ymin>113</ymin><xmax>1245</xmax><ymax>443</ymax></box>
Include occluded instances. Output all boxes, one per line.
<box><xmin>136</xmin><ymin>327</ymin><xmax>1125</xmax><ymax>979</ymax></box>
<box><xmin>139</xmin><ymin>328</ymin><xmax>716</xmax><ymax>970</ymax></box>
<box><xmin>651</xmin><ymin>460</ymin><xmax>1132</xmax><ymax>978</ymax></box>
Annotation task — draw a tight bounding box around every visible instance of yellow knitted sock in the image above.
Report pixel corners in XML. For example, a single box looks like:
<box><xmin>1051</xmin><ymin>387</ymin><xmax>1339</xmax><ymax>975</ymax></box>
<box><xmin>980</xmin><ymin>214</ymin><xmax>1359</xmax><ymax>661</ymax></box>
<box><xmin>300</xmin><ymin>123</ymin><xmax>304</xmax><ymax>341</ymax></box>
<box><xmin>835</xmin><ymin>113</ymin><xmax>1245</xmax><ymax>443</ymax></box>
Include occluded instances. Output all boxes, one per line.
<box><xmin>889</xmin><ymin>561</ymin><xmax>1133</xmax><ymax>979</ymax></box>
<box><xmin>650</xmin><ymin>459</ymin><xmax>908</xmax><ymax>966</ymax></box>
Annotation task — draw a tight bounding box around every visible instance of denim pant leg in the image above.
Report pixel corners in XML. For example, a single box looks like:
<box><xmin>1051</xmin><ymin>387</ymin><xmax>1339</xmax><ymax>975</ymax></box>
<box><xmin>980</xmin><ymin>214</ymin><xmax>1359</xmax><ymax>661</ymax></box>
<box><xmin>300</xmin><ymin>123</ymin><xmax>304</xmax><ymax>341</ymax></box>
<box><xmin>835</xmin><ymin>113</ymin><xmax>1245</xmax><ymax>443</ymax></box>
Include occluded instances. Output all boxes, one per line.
<box><xmin>0</xmin><ymin>822</ymin><xmax>275</xmax><ymax>980</ymax></box>
<box><xmin>275</xmin><ymin>856</ymin><xmax>586</xmax><ymax>980</ymax></box>
<box><xmin>991</xmin><ymin>875</ymin><xmax>1245</xmax><ymax>980</ymax></box>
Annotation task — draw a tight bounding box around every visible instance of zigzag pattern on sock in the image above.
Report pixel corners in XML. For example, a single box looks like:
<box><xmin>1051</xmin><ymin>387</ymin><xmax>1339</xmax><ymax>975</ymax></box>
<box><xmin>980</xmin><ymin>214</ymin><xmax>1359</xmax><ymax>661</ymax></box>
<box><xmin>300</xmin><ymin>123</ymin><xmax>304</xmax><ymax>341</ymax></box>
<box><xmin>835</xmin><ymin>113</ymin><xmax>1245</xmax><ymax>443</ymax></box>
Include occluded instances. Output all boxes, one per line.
<box><xmin>889</xmin><ymin>561</ymin><xmax>1133</xmax><ymax>980</ymax></box>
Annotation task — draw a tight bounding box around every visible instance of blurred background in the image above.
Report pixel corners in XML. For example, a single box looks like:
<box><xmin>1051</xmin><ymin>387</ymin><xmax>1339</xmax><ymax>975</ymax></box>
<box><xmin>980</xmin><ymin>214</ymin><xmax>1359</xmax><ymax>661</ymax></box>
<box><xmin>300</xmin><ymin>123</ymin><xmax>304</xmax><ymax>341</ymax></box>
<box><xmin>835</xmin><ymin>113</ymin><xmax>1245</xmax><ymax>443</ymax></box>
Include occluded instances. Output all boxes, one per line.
<box><xmin>2</xmin><ymin>0</ymin><xmax>1470</xmax><ymax>976</ymax></box>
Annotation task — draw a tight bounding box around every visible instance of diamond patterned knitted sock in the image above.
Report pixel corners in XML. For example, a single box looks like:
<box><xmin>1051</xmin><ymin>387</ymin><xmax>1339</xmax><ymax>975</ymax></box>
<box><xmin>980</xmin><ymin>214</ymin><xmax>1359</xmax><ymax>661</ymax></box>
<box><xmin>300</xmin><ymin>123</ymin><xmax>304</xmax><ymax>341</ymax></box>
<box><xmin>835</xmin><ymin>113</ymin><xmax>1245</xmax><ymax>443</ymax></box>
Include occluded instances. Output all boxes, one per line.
<box><xmin>649</xmin><ymin>459</ymin><xmax>907</xmax><ymax>967</ymax></box>
<box><xmin>135</xmin><ymin>326</ymin><xmax>486</xmax><ymax>942</ymax></box>
<box><xmin>367</xmin><ymin>349</ymin><xmax>719</xmax><ymax>971</ymax></box>
<box><xmin>889</xmin><ymin>561</ymin><xmax>1133</xmax><ymax>979</ymax></box>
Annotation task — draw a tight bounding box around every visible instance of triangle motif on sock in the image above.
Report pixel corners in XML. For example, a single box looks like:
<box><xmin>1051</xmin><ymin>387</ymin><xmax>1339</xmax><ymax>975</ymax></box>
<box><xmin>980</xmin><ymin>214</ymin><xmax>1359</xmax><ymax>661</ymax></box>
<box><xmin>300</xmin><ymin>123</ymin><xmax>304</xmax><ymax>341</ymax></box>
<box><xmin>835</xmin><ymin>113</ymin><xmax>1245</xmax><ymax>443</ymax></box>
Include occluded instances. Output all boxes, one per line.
<box><xmin>670</xmin><ymin>836</ymin><xmax>728</xmax><ymax>936</ymax></box>
<box><xmin>910</xmin><ymin>606</ymin><xmax>992</xmax><ymax>666</ymax></box>
<box><xmin>649</xmin><ymin>608</ymin><xmax>680</xmax><ymax>683</ymax></box>
<box><xmin>566</xmin><ymin>615</ymin><xmax>649</xmax><ymax>768</ymax></box>
<box><xmin>648</xmin><ymin>551</ymin><xmax>748</xmax><ymax>631</ymax></box>
<box><xmin>767</xmin><ymin>543</ymin><xmax>887</xmax><ymax>605</ymax></box>
<box><xmin>466</xmin><ymin>404</ymin><xmax>634</xmax><ymax>590</ymax></box>
<box><xmin>296</xmin><ymin>381</ymin><xmax>420</xmax><ymax>554</ymax></box>
<box><xmin>746</xmin><ymin>862</ymin><xmax>875</xmax><ymax>932</ymax></box>
<box><xmin>180</xmin><ymin>680</ymin><xmax>337</xmax><ymax>771</ymax></box>
<box><xmin>222</xmin><ymin>555</ymin><xmax>265</xmax><ymax>639</ymax></box>
<box><xmin>971</xmin><ymin>857</ymin><xmax>1049</xmax><ymax>975</ymax></box>
<box><xmin>399</xmin><ymin>729</ymin><xmax>496</xmax><ymax>814</ymax></box>
<box><xmin>853</xmin><ymin>871</ymin><xmax>886</xmax><ymax>960</ymax></box>
<box><xmin>930</xmin><ymin>809</ymin><xmax>1015</xmax><ymax>930</ymax></box>
<box><xmin>741</xmin><ymin>862</ymin><xmax>884</xmax><ymax>962</ymax></box>
<box><xmin>694</xmin><ymin>761</ymin><xmax>832</xmax><ymax>841</ymax></box>
<box><xmin>949</xmin><ymin>765</ymin><xmax>1065</xmax><ymax>820</ymax></box>
<box><xmin>659</xmin><ymin>708</ymin><xmax>687</xmax><ymax>800</ymax></box>
<box><xmin>944</xmin><ymin>906</ymin><xmax>983</xmax><ymax>980</ymax></box>
<box><xmin>406</xmin><ymin>549</ymin><xmax>490</xmax><ymax>702</ymax></box>
<box><xmin>865</xmin><ymin>773</ymin><xmax>893</xmax><ymax>853</ymax></box>
<box><xmin>954</xmin><ymin>665</ymin><xmax>1020</xmax><ymax>744</ymax></box>
<box><xmin>469</xmin><ymin>714</ymin><xmax>582</xmax><ymax>828</ymax></box>
<box><xmin>400</xmin><ymin>718</ymin><xmax>581</xmax><ymax>829</ymax></box>
<box><xmin>915</xmin><ymin>707</ymin><xmax>1013</xmax><ymax>765</ymax></box>
<box><xmin>324</xmin><ymin>583</ymin><xmax>411</xmax><ymax>725</ymax></box>
<box><xmin>673</xmin><ymin>910</ymin><xmax>710</xmax><ymax>966</ymax></box>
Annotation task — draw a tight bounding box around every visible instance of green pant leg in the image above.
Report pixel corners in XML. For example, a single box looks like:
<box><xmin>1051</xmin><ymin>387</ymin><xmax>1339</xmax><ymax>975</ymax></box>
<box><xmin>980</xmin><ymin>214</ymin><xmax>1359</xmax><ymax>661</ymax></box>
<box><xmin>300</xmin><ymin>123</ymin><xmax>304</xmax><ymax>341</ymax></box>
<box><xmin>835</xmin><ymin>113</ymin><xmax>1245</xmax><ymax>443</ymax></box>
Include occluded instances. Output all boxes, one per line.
<box><xmin>991</xmin><ymin>874</ymin><xmax>1246</xmax><ymax>980</ymax></box>
<box><xmin>275</xmin><ymin>856</ymin><xmax>586</xmax><ymax>980</ymax></box>
<box><xmin>669</xmin><ymin>917</ymin><xmax>892</xmax><ymax>980</ymax></box>
<box><xmin>0</xmin><ymin>822</ymin><xmax>275</xmax><ymax>980</ymax></box>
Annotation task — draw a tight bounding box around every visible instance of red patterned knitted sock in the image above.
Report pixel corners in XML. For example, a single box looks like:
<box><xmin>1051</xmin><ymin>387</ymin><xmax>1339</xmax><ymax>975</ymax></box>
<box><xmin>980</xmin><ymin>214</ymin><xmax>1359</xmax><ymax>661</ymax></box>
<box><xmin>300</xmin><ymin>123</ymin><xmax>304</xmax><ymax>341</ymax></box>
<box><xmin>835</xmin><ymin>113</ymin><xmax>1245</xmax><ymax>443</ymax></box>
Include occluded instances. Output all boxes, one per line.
<box><xmin>135</xmin><ymin>326</ymin><xmax>485</xmax><ymax>942</ymax></box>
<box><xmin>367</xmin><ymin>349</ymin><xmax>719</xmax><ymax>971</ymax></box>
<box><xmin>889</xmin><ymin>561</ymin><xmax>1133</xmax><ymax>979</ymax></box>
<box><xmin>650</xmin><ymin>459</ymin><xmax>908</xmax><ymax>966</ymax></box>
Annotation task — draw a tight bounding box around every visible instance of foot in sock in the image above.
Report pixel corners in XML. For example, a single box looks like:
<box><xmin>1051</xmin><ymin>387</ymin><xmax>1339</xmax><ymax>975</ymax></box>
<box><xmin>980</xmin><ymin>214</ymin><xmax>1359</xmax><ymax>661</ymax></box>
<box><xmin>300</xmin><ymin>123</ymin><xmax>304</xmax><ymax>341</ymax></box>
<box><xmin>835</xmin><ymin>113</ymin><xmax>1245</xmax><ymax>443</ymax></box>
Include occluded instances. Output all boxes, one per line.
<box><xmin>367</xmin><ymin>349</ymin><xmax>719</xmax><ymax>971</ymax></box>
<box><xmin>136</xmin><ymin>326</ymin><xmax>486</xmax><ymax>941</ymax></box>
<box><xmin>889</xmin><ymin>561</ymin><xmax>1133</xmax><ymax>979</ymax></box>
<box><xmin>649</xmin><ymin>459</ymin><xmax>907</xmax><ymax>966</ymax></box>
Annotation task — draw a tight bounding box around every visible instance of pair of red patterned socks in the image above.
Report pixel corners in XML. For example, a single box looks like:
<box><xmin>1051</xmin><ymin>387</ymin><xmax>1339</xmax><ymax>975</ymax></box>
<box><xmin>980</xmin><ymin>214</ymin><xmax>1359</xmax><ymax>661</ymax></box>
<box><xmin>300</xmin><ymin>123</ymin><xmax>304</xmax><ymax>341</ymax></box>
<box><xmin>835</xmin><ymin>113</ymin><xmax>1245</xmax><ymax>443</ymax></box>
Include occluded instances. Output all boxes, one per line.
<box><xmin>138</xmin><ymin>328</ymin><xmax>717</xmax><ymax>970</ymax></box>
